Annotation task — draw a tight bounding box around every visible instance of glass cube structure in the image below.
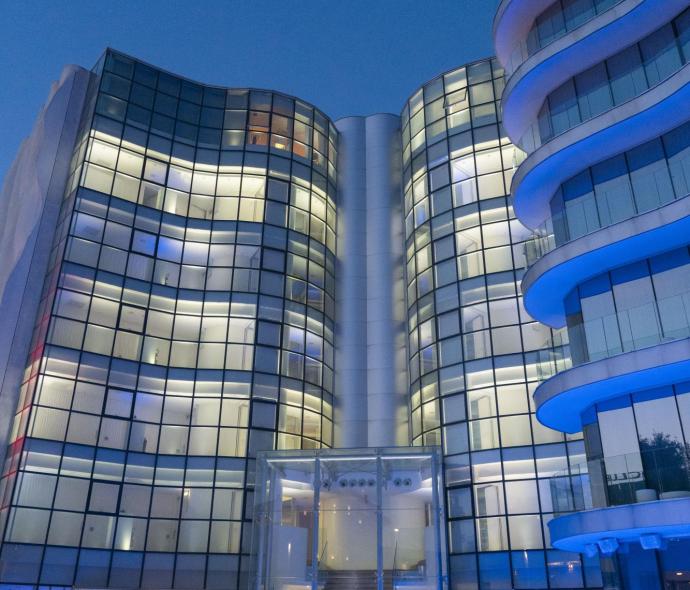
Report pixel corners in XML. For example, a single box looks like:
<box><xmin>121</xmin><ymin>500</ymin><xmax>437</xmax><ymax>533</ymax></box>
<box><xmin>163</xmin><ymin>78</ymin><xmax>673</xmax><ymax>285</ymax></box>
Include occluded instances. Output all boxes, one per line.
<box><xmin>251</xmin><ymin>447</ymin><xmax>447</xmax><ymax>590</ymax></box>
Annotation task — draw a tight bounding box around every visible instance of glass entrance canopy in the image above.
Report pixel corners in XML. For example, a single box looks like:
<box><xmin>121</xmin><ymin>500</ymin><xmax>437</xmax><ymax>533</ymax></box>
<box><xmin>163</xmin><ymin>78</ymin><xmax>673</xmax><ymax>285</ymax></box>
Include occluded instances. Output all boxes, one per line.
<box><xmin>251</xmin><ymin>447</ymin><xmax>447</xmax><ymax>590</ymax></box>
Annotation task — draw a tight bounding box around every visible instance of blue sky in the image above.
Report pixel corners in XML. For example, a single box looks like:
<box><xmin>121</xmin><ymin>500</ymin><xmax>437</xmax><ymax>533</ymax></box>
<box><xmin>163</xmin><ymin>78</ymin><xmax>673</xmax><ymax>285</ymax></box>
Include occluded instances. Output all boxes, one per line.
<box><xmin>0</xmin><ymin>0</ymin><xmax>500</xmax><ymax>184</ymax></box>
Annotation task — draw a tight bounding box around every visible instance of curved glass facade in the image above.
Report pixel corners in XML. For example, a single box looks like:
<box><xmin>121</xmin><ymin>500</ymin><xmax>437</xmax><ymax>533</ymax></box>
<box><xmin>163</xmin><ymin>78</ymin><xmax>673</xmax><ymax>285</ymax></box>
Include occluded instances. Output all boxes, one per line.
<box><xmin>518</xmin><ymin>7</ymin><xmax>690</xmax><ymax>152</ymax></box>
<box><xmin>526</xmin><ymin>117</ymin><xmax>690</xmax><ymax>265</ymax></box>
<box><xmin>497</xmin><ymin>0</ymin><xmax>690</xmax><ymax>584</ymax></box>
<box><xmin>504</xmin><ymin>0</ymin><xmax>624</xmax><ymax>75</ymax></box>
<box><xmin>0</xmin><ymin>50</ymin><xmax>338</xmax><ymax>588</ymax></box>
<box><xmin>401</xmin><ymin>59</ymin><xmax>603</xmax><ymax>589</ymax></box>
<box><xmin>528</xmin><ymin>0</ymin><xmax>623</xmax><ymax>55</ymax></box>
<box><xmin>550</xmin><ymin>383</ymin><xmax>690</xmax><ymax>587</ymax></box>
<box><xmin>580</xmin><ymin>382</ymin><xmax>690</xmax><ymax>507</ymax></box>
<box><xmin>565</xmin><ymin>248</ymin><xmax>690</xmax><ymax>365</ymax></box>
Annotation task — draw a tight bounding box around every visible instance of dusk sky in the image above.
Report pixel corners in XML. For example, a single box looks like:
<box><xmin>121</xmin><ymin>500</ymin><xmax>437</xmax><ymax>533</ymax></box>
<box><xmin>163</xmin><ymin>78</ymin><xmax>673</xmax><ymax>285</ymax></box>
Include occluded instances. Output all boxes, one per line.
<box><xmin>0</xmin><ymin>0</ymin><xmax>500</xmax><ymax>185</ymax></box>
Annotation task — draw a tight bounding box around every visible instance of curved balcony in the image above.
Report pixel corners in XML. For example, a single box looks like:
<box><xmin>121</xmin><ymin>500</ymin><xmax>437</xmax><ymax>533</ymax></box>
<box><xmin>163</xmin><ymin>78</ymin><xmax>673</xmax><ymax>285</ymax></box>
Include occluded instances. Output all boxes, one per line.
<box><xmin>501</xmin><ymin>0</ymin><xmax>688</xmax><ymax>143</ymax></box>
<box><xmin>534</xmin><ymin>337</ymin><xmax>690</xmax><ymax>433</ymax></box>
<box><xmin>548</xmin><ymin>447</ymin><xmax>690</xmax><ymax>553</ymax></box>
<box><xmin>550</xmin><ymin>448</ymin><xmax>690</xmax><ymax>512</ymax></box>
<box><xmin>512</xmin><ymin>62</ymin><xmax>690</xmax><ymax>229</ymax></box>
<box><xmin>522</xmin><ymin>196</ymin><xmax>690</xmax><ymax>326</ymax></box>
<box><xmin>493</xmin><ymin>0</ymin><xmax>556</xmax><ymax>67</ymax></box>
<box><xmin>498</xmin><ymin>0</ymin><xmax>628</xmax><ymax>78</ymax></box>
<box><xmin>549</xmin><ymin>498</ymin><xmax>690</xmax><ymax>553</ymax></box>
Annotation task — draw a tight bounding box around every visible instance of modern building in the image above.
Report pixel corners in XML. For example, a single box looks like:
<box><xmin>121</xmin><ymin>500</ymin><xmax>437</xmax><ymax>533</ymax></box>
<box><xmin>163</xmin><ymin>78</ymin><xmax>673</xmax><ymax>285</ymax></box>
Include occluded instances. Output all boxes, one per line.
<box><xmin>494</xmin><ymin>0</ymin><xmax>690</xmax><ymax>588</ymax></box>
<box><xmin>0</xmin><ymin>28</ymin><xmax>688</xmax><ymax>590</ymax></box>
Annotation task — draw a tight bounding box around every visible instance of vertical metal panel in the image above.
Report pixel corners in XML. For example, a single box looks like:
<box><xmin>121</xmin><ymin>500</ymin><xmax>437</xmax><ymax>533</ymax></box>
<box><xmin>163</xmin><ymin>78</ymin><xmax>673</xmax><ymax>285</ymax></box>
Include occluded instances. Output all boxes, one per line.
<box><xmin>376</xmin><ymin>451</ymin><xmax>384</xmax><ymax>590</ymax></box>
<box><xmin>311</xmin><ymin>457</ymin><xmax>321</xmax><ymax>590</ymax></box>
<box><xmin>334</xmin><ymin>117</ymin><xmax>369</xmax><ymax>447</ymax></box>
<box><xmin>364</xmin><ymin>115</ymin><xmax>408</xmax><ymax>447</ymax></box>
<box><xmin>335</xmin><ymin>115</ymin><xmax>409</xmax><ymax>448</ymax></box>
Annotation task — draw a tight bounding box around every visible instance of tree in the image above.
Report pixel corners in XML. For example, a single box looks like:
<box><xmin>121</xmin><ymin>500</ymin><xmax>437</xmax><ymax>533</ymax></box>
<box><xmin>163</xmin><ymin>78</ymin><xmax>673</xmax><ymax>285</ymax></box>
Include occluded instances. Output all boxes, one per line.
<box><xmin>638</xmin><ymin>432</ymin><xmax>690</xmax><ymax>494</ymax></box>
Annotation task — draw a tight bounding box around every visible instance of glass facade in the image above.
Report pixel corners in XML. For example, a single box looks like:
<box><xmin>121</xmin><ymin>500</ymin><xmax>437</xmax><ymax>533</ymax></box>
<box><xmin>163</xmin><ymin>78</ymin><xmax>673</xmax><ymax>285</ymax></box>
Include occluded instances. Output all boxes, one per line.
<box><xmin>580</xmin><ymin>383</ymin><xmax>690</xmax><ymax>506</ymax></box>
<box><xmin>400</xmin><ymin>59</ymin><xmax>602</xmax><ymax>589</ymax></box>
<box><xmin>551</xmin><ymin>384</ymin><xmax>690</xmax><ymax>513</ymax></box>
<box><xmin>550</xmin><ymin>382</ymin><xmax>690</xmax><ymax>590</ymax></box>
<box><xmin>496</xmin><ymin>0</ymin><xmax>690</xmax><ymax>586</ymax></box>
<box><xmin>251</xmin><ymin>447</ymin><xmax>446</xmax><ymax>590</ymax></box>
<box><xmin>7</xmin><ymin>30</ymin><xmax>690</xmax><ymax>589</ymax></box>
<box><xmin>564</xmin><ymin>248</ymin><xmax>690</xmax><ymax>364</ymax></box>
<box><xmin>0</xmin><ymin>50</ymin><xmax>338</xmax><ymax>589</ymax></box>
<box><xmin>518</xmin><ymin>7</ymin><xmax>690</xmax><ymax>152</ymax></box>
<box><xmin>527</xmin><ymin>0</ymin><xmax>622</xmax><ymax>56</ymax></box>
<box><xmin>526</xmin><ymin>118</ymin><xmax>690</xmax><ymax>265</ymax></box>
<box><xmin>504</xmin><ymin>0</ymin><xmax>624</xmax><ymax>75</ymax></box>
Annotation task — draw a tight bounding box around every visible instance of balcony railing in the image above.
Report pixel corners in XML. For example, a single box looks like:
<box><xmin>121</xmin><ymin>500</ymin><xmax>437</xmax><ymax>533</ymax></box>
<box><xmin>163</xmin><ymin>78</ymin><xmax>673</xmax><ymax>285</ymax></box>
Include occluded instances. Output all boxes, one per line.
<box><xmin>567</xmin><ymin>290</ymin><xmax>690</xmax><ymax>365</ymax></box>
<box><xmin>549</xmin><ymin>446</ymin><xmax>690</xmax><ymax>515</ymax></box>
<box><xmin>533</xmin><ymin>344</ymin><xmax>572</xmax><ymax>383</ymax></box>
<box><xmin>523</xmin><ymin>185</ymin><xmax>690</xmax><ymax>269</ymax></box>
<box><xmin>503</xmin><ymin>0</ymin><xmax>625</xmax><ymax>77</ymax></box>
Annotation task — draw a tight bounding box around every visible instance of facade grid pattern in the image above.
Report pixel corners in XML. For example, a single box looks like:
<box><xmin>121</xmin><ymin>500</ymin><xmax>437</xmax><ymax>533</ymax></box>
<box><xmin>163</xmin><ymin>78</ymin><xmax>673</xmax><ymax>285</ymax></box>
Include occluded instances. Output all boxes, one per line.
<box><xmin>400</xmin><ymin>58</ymin><xmax>603</xmax><ymax>589</ymax></box>
<box><xmin>0</xmin><ymin>50</ymin><xmax>338</xmax><ymax>589</ymax></box>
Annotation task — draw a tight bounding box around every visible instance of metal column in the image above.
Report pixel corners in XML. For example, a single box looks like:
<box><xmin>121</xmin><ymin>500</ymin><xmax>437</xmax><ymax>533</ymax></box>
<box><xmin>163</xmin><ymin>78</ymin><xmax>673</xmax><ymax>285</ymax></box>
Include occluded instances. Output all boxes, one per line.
<box><xmin>376</xmin><ymin>451</ymin><xmax>384</xmax><ymax>590</ymax></box>
<box><xmin>311</xmin><ymin>457</ymin><xmax>321</xmax><ymax>590</ymax></box>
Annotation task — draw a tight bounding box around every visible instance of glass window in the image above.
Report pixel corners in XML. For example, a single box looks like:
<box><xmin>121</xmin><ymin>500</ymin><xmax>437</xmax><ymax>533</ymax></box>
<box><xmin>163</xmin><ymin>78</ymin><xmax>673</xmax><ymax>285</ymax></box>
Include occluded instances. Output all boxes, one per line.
<box><xmin>578</xmin><ymin>287</ymin><xmax>618</xmax><ymax>360</ymax></box>
<box><xmin>449</xmin><ymin>519</ymin><xmax>476</xmax><ymax>554</ymax></box>
<box><xmin>535</xmin><ymin>3</ymin><xmax>566</xmax><ymax>48</ymax></box>
<box><xmin>591</xmin><ymin>155</ymin><xmax>634</xmax><ymax>225</ymax></box>
<box><xmin>470</xmin><ymin>418</ymin><xmax>499</xmax><ymax>450</ymax></box>
<box><xmin>496</xmin><ymin>384</ymin><xmax>529</xmax><ymax>416</ymax></box>
<box><xmin>474</xmin><ymin>482</ymin><xmax>504</xmax><ymax>517</ymax></box>
<box><xmin>575</xmin><ymin>63</ymin><xmax>612</xmax><ymax>120</ymax></box>
<box><xmin>506</xmin><ymin>480</ymin><xmax>539</xmax><ymax>514</ymax></box>
<box><xmin>447</xmin><ymin>487</ymin><xmax>472</xmax><ymax>519</ymax></box>
<box><xmin>499</xmin><ymin>415</ymin><xmax>532</xmax><ymax>447</ymax></box>
<box><xmin>598</xmin><ymin>404</ymin><xmax>640</xmax><ymax>456</ymax></box>
<box><xmin>443</xmin><ymin>394</ymin><xmax>466</xmax><ymax>423</ymax></box>
<box><xmin>563</xmin><ymin>0</ymin><xmax>596</xmax><ymax>29</ymax></box>
<box><xmin>47</xmin><ymin>512</ymin><xmax>84</xmax><ymax>546</ymax></box>
<box><xmin>633</xmin><ymin>393</ymin><xmax>684</xmax><ymax>446</ymax></box>
<box><xmin>547</xmin><ymin>550</ymin><xmax>583</xmax><ymax>588</ymax></box>
<box><xmin>512</xmin><ymin>550</ymin><xmax>548</xmax><ymax>589</ymax></box>
<box><xmin>640</xmin><ymin>24</ymin><xmax>682</xmax><ymax>86</ymax></box>
<box><xmin>607</xmin><ymin>45</ymin><xmax>648</xmax><ymax>104</ymax></box>
<box><xmin>626</xmin><ymin>138</ymin><xmax>674</xmax><ymax>211</ymax></box>
<box><xmin>476</xmin><ymin>518</ymin><xmax>508</xmax><ymax>551</ymax></box>
<box><xmin>508</xmin><ymin>515</ymin><xmax>543</xmax><ymax>549</ymax></box>
<box><xmin>677</xmin><ymin>387</ymin><xmax>690</xmax><ymax>439</ymax></box>
<box><xmin>677</xmin><ymin>9</ymin><xmax>690</xmax><ymax>62</ymax></box>
<box><xmin>664</xmin><ymin>120</ymin><xmax>690</xmax><ymax>197</ymax></box>
<box><xmin>547</xmin><ymin>80</ymin><xmax>580</xmax><ymax>138</ymax></box>
<box><xmin>444</xmin><ymin>422</ymin><xmax>469</xmax><ymax>455</ymax></box>
<box><xmin>611</xmin><ymin>271</ymin><xmax>659</xmax><ymax>351</ymax></box>
<box><xmin>469</xmin><ymin>82</ymin><xmax>494</xmax><ymax>105</ymax></box>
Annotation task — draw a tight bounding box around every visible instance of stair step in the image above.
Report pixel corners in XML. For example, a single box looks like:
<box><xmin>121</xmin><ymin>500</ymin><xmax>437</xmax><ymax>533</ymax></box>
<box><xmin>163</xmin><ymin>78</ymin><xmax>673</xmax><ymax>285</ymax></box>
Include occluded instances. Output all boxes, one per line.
<box><xmin>321</xmin><ymin>569</ymin><xmax>394</xmax><ymax>590</ymax></box>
